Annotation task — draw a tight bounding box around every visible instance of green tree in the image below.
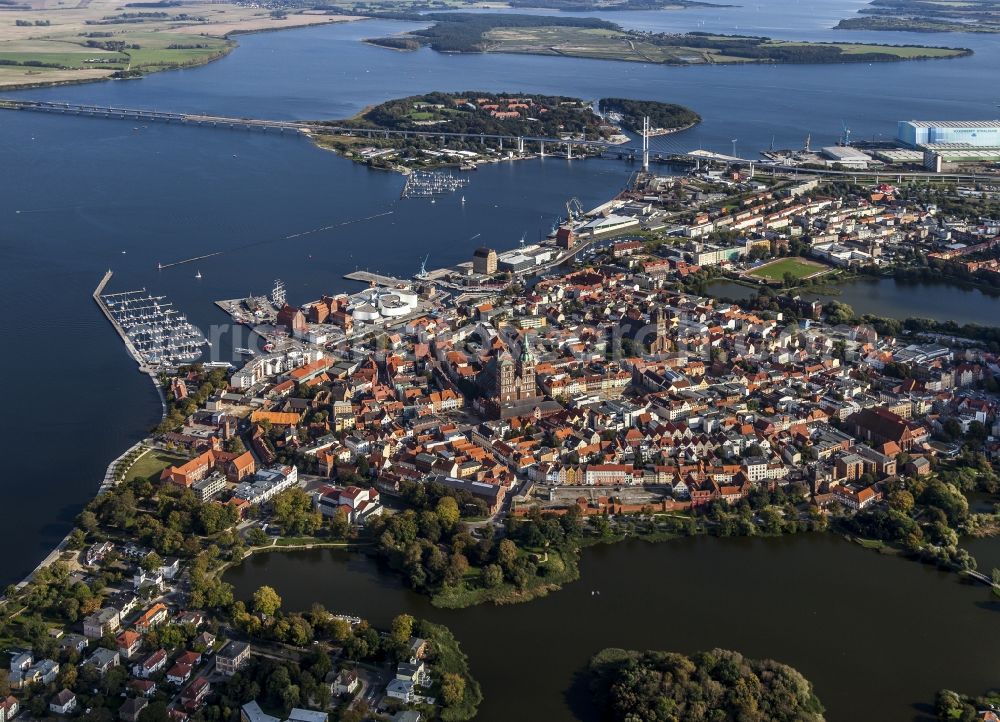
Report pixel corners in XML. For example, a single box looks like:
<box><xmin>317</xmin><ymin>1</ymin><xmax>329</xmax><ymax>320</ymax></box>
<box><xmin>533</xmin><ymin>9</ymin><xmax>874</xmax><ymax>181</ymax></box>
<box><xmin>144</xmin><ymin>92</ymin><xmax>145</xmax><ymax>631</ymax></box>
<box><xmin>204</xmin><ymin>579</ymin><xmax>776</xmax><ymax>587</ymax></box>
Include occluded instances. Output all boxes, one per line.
<box><xmin>328</xmin><ymin>509</ymin><xmax>351</xmax><ymax>540</ymax></box>
<box><xmin>247</xmin><ymin>527</ymin><xmax>269</xmax><ymax>546</ymax></box>
<box><xmin>329</xmin><ymin>617</ymin><xmax>353</xmax><ymax>643</ymax></box>
<box><xmin>272</xmin><ymin>488</ymin><xmax>322</xmax><ymax>536</ymax></box>
<box><xmin>481</xmin><ymin>564</ymin><xmax>503</xmax><ymax>588</ymax></box>
<box><xmin>140</xmin><ymin>551</ymin><xmax>163</xmax><ymax>574</ymax></box>
<box><xmin>887</xmin><ymin>490</ymin><xmax>915</xmax><ymax>514</ymax></box>
<box><xmin>78</xmin><ymin>510</ymin><xmax>99</xmax><ymax>534</ymax></box>
<box><xmin>496</xmin><ymin>539</ymin><xmax>517</xmax><ymax>570</ymax></box>
<box><xmin>436</xmin><ymin>496</ymin><xmax>460</xmax><ymax>529</ymax></box>
<box><xmin>390</xmin><ymin>614</ymin><xmax>414</xmax><ymax>647</ymax></box>
<box><xmin>253</xmin><ymin>585</ymin><xmax>282</xmax><ymax>617</ymax></box>
<box><xmin>138</xmin><ymin>701</ymin><xmax>171</xmax><ymax>722</ymax></box>
<box><xmin>441</xmin><ymin>672</ymin><xmax>466</xmax><ymax>707</ymax></box>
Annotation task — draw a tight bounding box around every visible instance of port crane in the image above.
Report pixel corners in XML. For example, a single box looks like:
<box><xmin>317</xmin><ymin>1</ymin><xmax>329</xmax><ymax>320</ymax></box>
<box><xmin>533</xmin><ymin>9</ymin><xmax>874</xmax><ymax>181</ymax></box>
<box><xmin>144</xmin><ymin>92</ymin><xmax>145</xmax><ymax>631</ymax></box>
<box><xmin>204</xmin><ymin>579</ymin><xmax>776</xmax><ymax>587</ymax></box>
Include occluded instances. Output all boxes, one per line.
<box><xmin>417</xmin><ymin>254</ymin><xmax>429</xmax><ymax>278</ymax></box>
<box><xmin>841</xmin><ymin>120</ymin><xmax>852</xmax><ymax>147</ymax></box>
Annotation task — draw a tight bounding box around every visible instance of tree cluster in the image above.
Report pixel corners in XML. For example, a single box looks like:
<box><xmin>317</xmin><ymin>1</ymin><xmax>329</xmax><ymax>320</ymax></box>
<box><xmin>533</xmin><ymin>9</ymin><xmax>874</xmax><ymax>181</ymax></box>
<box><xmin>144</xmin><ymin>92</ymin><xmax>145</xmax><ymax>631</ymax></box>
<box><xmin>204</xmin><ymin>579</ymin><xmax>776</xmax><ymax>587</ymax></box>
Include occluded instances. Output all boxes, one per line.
<box><xmin>588</xmin><ymin>647</ymin><xmax>826</xmax><ymax>722</ymax></box>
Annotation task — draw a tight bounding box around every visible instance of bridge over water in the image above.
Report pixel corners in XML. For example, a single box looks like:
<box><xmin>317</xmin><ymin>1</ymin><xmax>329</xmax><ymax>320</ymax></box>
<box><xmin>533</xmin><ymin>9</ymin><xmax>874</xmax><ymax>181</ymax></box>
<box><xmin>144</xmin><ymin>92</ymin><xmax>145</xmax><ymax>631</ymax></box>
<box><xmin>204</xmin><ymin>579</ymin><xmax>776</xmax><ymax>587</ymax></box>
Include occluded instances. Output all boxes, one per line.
<box><xmin>0</xmin><ymin>98</ymin><xmax>616</xmax><ymax>155</ymax></box>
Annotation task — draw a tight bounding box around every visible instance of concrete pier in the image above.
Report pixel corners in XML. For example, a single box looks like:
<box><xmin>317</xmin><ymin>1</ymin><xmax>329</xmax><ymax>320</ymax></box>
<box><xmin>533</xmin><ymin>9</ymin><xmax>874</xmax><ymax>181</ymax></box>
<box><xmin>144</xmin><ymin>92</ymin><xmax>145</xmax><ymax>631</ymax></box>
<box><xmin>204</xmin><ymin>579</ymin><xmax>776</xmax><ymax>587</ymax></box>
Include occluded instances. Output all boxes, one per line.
<box><xmin>344</xmin><ymin>270</ymin><xmax>411</xmax><ymax>287</ymax></box>
<box><xmin>93</xmin><ymin>270</ymin><xmax>148</xmax><ymax>369</ymax></box>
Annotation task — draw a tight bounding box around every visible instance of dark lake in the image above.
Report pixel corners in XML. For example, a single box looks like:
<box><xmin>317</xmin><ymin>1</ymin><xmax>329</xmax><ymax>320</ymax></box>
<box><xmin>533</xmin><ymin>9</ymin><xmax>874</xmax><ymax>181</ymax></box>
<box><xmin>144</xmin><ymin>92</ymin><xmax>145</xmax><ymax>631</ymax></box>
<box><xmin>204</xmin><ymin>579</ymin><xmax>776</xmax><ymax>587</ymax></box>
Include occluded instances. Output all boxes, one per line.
<box><xmin>226</xmin><ymin>535</ymin><xmax>1000</xmax><ymax>722</ymax></box>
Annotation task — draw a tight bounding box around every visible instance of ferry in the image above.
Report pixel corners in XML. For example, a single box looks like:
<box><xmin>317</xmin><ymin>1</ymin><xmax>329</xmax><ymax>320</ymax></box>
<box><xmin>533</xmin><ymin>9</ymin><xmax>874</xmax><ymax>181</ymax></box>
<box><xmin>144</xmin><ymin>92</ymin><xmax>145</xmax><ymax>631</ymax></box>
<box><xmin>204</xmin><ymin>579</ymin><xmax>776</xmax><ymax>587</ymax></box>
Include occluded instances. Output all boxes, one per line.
<box><xmin>235</xmin><ymin>347</ymin><xmax>255</xmax><ymax>357</ymax></box>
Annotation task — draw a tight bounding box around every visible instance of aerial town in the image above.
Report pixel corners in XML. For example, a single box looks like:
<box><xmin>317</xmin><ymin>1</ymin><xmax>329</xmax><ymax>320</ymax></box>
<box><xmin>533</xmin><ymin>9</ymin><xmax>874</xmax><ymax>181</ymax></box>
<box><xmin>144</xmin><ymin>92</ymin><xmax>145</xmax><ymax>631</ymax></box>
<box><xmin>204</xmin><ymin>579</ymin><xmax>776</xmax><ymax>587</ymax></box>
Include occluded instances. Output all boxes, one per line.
<box><xmin>3</xmin><ymin>155</ymin><xmax>1000</xmax><ymax>722</ymax></box>
<box><xmin>8</xmin><ymin>0</ymin><xmax>1000</xmax><ymax>707</ymax></box>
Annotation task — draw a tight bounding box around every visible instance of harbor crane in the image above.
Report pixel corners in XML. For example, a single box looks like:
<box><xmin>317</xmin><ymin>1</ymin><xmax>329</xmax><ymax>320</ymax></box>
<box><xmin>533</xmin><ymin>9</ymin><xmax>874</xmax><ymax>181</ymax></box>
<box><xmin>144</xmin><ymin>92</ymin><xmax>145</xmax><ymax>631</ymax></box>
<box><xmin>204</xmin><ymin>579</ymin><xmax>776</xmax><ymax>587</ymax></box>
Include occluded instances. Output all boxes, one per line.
<box><xmin>417</xmin><ymin>254</ymin><xmax>429</xmax><ymax>278</ymax></box>
<box><xmin>841</xmin><ymin>120</ymin><xmax>852</xmax><ymax>147</ymax></box>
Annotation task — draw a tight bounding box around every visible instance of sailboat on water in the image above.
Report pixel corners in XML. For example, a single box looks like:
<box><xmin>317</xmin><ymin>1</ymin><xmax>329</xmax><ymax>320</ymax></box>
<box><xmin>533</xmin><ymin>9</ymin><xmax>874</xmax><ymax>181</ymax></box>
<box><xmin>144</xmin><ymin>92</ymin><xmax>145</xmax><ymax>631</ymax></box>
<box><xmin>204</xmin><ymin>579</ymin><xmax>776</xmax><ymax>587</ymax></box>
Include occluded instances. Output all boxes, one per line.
<box><xmin>195</xmin><ymin>270</ymin><xmax>202</xmax><ymax>279</ymax></box>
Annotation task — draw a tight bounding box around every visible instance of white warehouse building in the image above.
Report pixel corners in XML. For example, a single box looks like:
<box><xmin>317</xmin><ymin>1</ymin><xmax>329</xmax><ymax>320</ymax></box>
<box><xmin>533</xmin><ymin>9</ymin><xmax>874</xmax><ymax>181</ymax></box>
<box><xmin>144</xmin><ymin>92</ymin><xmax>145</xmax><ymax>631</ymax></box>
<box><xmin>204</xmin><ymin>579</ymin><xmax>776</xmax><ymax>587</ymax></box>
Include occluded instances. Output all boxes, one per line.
<box><xmin>898</xmin><ymin>120</ymin><xmax>1000</xmax><ymax>149</ymax></box>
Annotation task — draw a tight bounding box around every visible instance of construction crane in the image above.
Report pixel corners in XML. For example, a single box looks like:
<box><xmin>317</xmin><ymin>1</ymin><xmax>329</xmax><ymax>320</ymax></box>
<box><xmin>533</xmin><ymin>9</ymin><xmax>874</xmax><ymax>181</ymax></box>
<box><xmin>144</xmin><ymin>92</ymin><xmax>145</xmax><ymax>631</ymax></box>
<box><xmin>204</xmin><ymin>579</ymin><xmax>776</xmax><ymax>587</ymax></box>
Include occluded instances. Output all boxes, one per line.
<box><xmin>565</xmin><ymin>197</ymin><xmax>584</xmax><ymax>223</ymax></box>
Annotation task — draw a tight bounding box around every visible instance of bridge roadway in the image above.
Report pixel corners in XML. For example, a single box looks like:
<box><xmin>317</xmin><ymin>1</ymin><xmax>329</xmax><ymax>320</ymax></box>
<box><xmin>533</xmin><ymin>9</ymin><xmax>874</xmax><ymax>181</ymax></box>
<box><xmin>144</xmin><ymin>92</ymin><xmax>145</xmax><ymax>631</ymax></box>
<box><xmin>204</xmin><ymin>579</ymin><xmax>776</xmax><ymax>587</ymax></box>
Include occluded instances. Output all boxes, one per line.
<box><xmin>0</xmin><ymin>98</ymin><xmax>615</xmax><ymax>150</ymax></box>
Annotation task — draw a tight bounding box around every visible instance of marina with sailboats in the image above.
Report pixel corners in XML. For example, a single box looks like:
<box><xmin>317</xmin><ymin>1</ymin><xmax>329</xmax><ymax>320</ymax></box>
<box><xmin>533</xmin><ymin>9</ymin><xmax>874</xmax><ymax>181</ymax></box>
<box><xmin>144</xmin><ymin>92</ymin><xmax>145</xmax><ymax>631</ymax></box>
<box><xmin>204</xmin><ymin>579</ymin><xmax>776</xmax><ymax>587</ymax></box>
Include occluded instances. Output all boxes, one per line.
<box><xmin>94</xmin><ymin>271</ymin><xmax>208</xmax><ymax>369</ymax></box>
<box><xmin>401</xmin><ymin>170</ymin><xmax>470</xmax><ymax>199</ymax></box>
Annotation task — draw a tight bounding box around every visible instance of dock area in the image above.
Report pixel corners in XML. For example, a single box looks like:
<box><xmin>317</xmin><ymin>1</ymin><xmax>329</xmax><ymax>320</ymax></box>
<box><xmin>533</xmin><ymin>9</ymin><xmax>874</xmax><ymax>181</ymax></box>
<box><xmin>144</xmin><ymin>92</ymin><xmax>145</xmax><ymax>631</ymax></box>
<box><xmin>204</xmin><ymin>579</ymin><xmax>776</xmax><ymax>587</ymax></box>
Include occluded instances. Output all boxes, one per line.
<box><xmin>96</xmin><ymin>272</ymin><xmax>207</xmax><ymax>369</ymax></box>
<box><xmin>93</xmin><ymin>270</ymin><xmax>147</xmax><ymax>370</ymax></box>
<box><xmin>344</xmin><ymin>270</ymin><xmax>412</xmax><ymax>288</ymax></box>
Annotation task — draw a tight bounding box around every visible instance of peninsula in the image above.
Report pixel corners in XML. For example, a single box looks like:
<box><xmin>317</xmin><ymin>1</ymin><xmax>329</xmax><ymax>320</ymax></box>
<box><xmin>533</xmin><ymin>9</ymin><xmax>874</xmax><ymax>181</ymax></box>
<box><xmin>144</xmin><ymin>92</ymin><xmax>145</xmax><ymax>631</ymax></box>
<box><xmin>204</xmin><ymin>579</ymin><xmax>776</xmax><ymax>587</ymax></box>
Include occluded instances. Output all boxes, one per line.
<box><xmin>0</xmin><ymin>0</ymin><xmax>358</xmax><ymax>89</ymax></box>
<box><xmin>835</xmin><ymin>0</ymin><xmax>1000</xmax><ymax>34</ymax></box>
<box><xmin>365</xmin><ymin>12</ymin><xmax>972</xmax><ymax>65</ymax></box>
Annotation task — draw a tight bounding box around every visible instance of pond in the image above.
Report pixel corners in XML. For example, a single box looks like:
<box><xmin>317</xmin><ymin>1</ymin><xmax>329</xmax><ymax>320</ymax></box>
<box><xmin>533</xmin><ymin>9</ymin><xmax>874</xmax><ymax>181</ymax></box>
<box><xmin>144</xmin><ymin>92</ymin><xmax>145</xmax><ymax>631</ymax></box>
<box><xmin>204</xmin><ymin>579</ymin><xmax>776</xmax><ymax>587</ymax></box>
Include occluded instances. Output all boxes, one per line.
<box><xmin>225</xmin><ymin>534</ymin><xmax>1000</xmax><ymax>721</ymax></box>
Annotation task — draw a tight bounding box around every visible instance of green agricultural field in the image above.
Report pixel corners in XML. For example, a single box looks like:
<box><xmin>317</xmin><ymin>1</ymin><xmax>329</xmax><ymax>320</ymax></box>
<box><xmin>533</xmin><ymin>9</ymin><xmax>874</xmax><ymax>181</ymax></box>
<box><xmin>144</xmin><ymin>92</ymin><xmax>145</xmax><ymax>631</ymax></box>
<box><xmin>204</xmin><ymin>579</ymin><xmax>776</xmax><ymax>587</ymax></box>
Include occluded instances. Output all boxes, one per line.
<box><xmin>773</xmin><ymin>41</ymin><xmax>964</xmax><ymax>58</ymax></box>
<box><xmin>0</xmin><ymin>32</ymin><xmax>229</xmax><ymax>72</ymax></box>
<box><xmin>119</xmin><ymin>32</ymin><xmax>231</xmax><ymax>70</ymax></box>
<box><xmin>748</xmin><ymin>257</ymin><xmax>830</xmax><ymax>281</ymax></box>
<box><xmin>0</xmin><ymin>50</ymin><xmax>126</xmax><ymax>69</ymax></box>
<box><xmin>480</xmin><ymin>25</ymin><xmax>970</xmax><ymax>65</ymax></box>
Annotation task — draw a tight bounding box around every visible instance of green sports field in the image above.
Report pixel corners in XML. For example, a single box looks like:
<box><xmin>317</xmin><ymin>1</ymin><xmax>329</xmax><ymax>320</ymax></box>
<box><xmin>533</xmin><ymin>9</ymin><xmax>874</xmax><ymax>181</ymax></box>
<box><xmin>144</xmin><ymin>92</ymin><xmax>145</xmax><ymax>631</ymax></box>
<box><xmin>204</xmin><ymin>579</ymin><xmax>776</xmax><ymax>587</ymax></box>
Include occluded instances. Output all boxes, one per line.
<box><xmin>748</xmin><ymin>257</ymin><xmax>829</xmax><ymax>281</ymax></box>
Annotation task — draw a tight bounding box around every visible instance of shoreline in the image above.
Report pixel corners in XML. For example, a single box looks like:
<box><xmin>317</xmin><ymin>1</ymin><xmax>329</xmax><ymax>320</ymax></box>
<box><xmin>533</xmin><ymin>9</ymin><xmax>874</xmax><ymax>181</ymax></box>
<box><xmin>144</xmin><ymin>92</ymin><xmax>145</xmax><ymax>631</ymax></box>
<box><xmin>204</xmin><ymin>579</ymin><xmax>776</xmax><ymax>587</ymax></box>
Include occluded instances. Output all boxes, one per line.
<box><xmin>11</xmin><ymin>273</ymin><xmax>169</xmax><ymax>592</ymax></box>
<box><xmin>0</xmin><ymin>14</ymin><xmax>362</xmax><ymax>92</ymax></box>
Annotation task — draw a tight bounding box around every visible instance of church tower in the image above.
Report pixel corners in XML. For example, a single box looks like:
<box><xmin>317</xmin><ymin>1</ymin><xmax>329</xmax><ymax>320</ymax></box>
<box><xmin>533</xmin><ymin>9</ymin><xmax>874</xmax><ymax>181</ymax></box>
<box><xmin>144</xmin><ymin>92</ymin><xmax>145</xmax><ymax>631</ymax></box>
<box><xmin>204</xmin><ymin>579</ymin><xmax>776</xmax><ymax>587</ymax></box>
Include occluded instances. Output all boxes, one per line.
<box><xmin>517</xmin><ymin>339</ymin><xmax>537</xmax><ymax>400</ymax></box>
<box><xmin>650</xmin><ymin>306</ymin><xmax>670</xmax><ymax>354</ymax></box>
<box><xmin>497</xmin><ymin>350</ymin><xmax>516</xmax><ymax>403</ymax></box>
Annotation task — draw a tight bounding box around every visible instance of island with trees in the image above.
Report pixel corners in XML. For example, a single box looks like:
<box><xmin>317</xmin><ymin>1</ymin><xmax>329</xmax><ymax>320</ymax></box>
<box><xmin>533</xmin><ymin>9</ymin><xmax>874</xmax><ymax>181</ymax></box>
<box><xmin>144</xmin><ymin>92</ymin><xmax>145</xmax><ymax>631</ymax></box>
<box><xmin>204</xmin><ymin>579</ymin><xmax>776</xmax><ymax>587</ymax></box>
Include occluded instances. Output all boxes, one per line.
<box><xmin>309</xmin><ymin>90</ymin><xmax>702</xmax><ymax>171</ymax></box>
<box><xmin>333</xmin><ymin>91</ymin><xmax>621</xmax><ymax>140</ymax></box>
<box><xmin>835</xmin><ymin>0</ymin><xmax>1000</xmax><ymax>33</ymax></box>
<box><xmin>363</xmin><ymin>12</ymin><xmax>972</xmax><ymax>65</ymax></box>
<box><xmin>587</xmin><ymin>647</ymin><xmax>826</xmax><ymax>722</ymax></box>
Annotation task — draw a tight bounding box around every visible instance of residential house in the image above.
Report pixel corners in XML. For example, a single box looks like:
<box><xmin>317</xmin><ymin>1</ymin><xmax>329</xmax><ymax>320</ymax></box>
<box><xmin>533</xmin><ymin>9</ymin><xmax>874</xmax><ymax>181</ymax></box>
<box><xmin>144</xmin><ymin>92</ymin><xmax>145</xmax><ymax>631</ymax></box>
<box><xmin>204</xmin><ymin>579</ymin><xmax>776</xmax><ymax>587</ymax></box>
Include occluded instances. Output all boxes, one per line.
<box><xmin>116</xmin><ymin>630</ymin><xmax>143</xmax><ymax>659</ymax></box>
<box><xmin>313</xmin><ymin>485</ymin><xmax>383</xmax><ymax>525</ymax></box>
<box><xmin>132</xmin><ymin>649</ymin><xmax>167</xmax><ymax>679</ymax></box>
<box><xmin>120</xmin><ymin>697</ymin><xmax>149</xmax><ymax>722</ymax></box>
<box><xmin>86</xmin><ymin>541</ymin><xmax>114</xmax><ymax>566</ymax></box>
<box><xmin>49</xmin><ymin>690</ymin><xmax>76</xmax><ymax>716</ymax></box>
<box><xmin>180</xmin><ymin>677</ymin><xmax>210</xmax><ymax>712</ymax></box>
<box><xmin>135</xmin><ymin>603</ymin><xmax>169</xmax><ymax>633</ymax></box>
<box><xmin>128</xmin><ymin>679</ymin><xmax>157</xmax><ymax>698</ymax></box>
<box><xmin>386</xmin><ymin>679</ymin><xmax>416</xmax><ymax>704</ymax></box>
<box><xmin>0</xmin><ymin>696</ymin><xmax>18</xmax><ymax>722</ymax></box>
<box><xmin>83</xmin><ymin>648</ymin><xmax>120</xmax><ymax>676</ymax></box>
<box><xmin>216</xmin><ymin>641</ymin><xmax>250</xmax><ymax>676</ymax></box>
<box><xmin>332</xmin><ymin>669</ymin><xmax>359</xmax><ymax>696</ymax></box>
<box><xmin>166</xmin><ymin>662</ymin><xmax>193</xmax><ymax>685</ymax></box>
<box><xmin>83</xmin><ymin>607</ymin><xmax>121</xmax><ymax>639</ymax></box>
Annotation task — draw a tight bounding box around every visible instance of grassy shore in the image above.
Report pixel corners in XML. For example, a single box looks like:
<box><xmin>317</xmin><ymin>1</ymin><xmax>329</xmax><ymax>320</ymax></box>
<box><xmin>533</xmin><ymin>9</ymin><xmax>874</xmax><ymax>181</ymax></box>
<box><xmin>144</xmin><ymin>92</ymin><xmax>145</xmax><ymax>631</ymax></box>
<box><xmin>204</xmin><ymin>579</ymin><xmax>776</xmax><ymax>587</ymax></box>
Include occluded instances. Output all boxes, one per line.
<box><xmin>481</xmin><ymin>25</ymin><xmax>971</xmax><ymax>65</ymax></box>
<box><xmin>0</xmin><ymin>0</ymin><xmax>356</xmax><ymax>89</ymax></box>
<box><xmin>431</xmin><ymin>546</ymin><xmax>580</xmax><ymax>608</ymax></box>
